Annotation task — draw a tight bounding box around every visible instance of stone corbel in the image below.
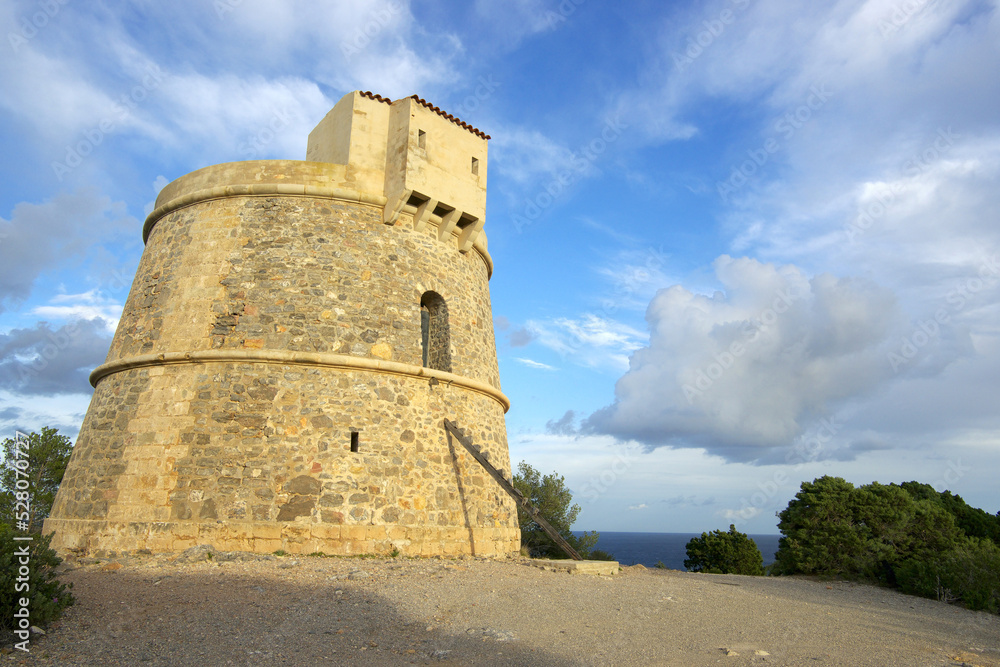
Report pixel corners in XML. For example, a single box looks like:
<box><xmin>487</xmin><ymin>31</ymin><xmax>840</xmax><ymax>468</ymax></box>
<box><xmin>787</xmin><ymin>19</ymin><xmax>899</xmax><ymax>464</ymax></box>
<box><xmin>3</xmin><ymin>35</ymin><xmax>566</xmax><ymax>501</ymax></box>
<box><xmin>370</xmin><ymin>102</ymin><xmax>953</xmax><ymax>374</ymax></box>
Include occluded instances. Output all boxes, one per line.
<box><xmin>382</xmin><ymin>188</ymin><xmax>411</xmax><ymax>225</ymax></box>
<box><xmin>437</xmin><ymin>208</ymin><xmax>460</xmax><ymax>242</ymax></box>
<box><xmin>413</xmin><ymin>197</ymin><xmax>438</xmax><ymax>232</ymax></box>
<box><xmin>458</xmin><ymin>216</ymin><xmax>485</xmax><ymax>253</ymax></box>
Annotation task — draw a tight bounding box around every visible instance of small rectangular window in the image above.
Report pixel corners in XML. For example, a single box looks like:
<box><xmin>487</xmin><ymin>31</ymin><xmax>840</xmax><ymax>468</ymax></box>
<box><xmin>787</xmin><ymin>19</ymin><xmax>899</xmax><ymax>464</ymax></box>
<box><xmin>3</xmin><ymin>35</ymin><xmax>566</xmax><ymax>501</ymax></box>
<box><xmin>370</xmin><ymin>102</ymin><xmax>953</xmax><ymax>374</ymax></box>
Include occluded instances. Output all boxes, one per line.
<box><xmin>350</xmin><ymin>431</ymin><xmax>360</xmax><ymax>453</ymax></box>
<box><xmin>418</xmin><ymin>129</ymin><xmax>426</xmax><ymax>149</ymax></box>
<box><xmin>471</xmin><ymin>157</ymin><xmax>479</xmax><ymax>175</ymax></box>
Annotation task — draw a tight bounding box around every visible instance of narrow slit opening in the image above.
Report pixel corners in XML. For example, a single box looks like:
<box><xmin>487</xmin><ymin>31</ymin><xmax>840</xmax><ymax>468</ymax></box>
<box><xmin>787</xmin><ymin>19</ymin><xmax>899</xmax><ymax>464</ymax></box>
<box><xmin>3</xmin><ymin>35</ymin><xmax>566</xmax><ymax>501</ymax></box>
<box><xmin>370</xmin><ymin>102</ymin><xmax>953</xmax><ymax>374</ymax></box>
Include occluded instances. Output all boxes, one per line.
<box><xmin>350</xmin><ymin>431</ymin><xmax>359</xmax><ymax>453</ymax></box>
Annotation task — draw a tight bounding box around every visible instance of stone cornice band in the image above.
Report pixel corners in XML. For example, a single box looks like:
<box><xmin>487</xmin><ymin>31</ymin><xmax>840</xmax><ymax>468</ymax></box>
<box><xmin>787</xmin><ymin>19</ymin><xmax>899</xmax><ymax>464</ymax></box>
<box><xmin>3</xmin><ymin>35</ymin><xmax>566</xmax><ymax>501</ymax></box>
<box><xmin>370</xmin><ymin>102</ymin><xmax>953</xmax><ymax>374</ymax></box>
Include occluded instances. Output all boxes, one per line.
<box><xmin>91</xmin><ymin>350</ymin><xmax>510</xmax><ymax>413</ymax></box>
<box><xmin>142</xmin><ymin>183</ymin><xmax>495</xmax><ymax>277</ymax></box>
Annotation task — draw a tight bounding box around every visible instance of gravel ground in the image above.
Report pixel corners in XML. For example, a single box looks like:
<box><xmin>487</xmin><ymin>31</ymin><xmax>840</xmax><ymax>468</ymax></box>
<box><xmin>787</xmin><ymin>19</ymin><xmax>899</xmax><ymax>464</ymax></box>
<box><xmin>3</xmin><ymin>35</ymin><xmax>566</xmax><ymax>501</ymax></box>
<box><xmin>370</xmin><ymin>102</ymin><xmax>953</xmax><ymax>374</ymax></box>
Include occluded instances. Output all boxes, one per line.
<box><xmin>4</xmin><ymin>549</ymin><xmax>999</xmax><ymax>666</ymax></box>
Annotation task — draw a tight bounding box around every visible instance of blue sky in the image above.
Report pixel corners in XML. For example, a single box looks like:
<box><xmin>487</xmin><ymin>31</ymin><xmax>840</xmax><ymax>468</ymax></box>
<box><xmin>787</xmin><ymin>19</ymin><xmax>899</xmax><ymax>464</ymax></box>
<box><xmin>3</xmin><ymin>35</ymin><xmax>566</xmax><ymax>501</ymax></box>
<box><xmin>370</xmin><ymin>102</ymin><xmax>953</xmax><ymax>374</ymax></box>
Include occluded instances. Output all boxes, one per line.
<box><xmin>2</xmin><ymin>0</ymin><xmax>999</xmax><ymax>534</ymax></box>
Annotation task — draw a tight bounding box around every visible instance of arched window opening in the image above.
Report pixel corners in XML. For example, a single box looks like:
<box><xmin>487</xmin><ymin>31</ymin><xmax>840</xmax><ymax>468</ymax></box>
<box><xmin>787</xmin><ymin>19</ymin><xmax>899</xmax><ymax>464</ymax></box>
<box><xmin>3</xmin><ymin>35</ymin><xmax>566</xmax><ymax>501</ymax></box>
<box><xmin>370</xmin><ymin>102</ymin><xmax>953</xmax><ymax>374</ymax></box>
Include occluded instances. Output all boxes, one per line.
<box><xmin>420</xmin><ymin>291</ymin><xmax>452</xmax><ymax>373</ymax></box>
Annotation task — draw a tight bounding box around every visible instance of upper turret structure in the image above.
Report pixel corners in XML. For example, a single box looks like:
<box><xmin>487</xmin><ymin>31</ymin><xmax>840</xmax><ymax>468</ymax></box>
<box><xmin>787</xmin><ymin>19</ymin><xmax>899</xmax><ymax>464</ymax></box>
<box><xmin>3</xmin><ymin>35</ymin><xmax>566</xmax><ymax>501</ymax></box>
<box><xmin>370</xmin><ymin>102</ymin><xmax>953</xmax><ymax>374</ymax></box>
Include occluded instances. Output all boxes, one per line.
<box><xmin>307</xmin><ymin>91</ymin><xmax>488</xmax><ymax>254</ymax></box>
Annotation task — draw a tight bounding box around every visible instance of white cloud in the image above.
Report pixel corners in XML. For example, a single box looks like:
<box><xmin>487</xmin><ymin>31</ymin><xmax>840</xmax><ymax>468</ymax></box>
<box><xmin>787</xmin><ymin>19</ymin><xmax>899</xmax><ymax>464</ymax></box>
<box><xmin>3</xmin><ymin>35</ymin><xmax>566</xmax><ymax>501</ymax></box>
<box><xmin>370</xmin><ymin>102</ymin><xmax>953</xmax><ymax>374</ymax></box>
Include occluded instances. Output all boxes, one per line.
<box><xmin>0</xmin><ymin>389</ymin><xmax>88</xmax><ymax>441</ymax></box>
<box><xmin>627</xmin><ymin>503</ymin><xmax>648</xmax><ymax>511</ymax></box>
<box><xmin>720</xmin><ymin>506</ymin><xmax>761</xmax><ymax>521</ymax></box>
<box><xmin>588</xmin><ymin>255</ymin><xmax>913</xmax><ymax>461</ymax></box>
<box><xmin>154</xmin><ymin>72</ymin><xmax>331</xmax><ymax>163</ymax></box>
<box><xmin>526</xmin><ymin>314</ymin><xmax>645</xmax><ymax>370</ymax></box>
<box><xmin>0</xmin><ymin>6</ymin><xmax>121</xmax><ymax>142</ymax></box>
<box><xmin>34</xmin><ymin>290</ymin><xmax>122</xmax><ymax>332</ymax></box>
<box><xmin>0</xmin><ymin>0</ymin><xmax>463</xmax><ymax>167</ymax></box>
<box><xmin>0</xmin><ymin>190</ymin><xmax>135</xmax><ymax>312</ymax></box>
<box><xmin>515</xmin><ymin>357</ymin><xmax>556</xmax><ymax>370</ymax></box>
<box><xmin>579</xmin><ymin>0</ymin><xmax>1000</xmax><ymax>470</ymax></box>
<box><xmin>490</xmin><ymin>126</ymin><xmax>582</xmax><ymax>185</ymax></box>
<box><xmin>472</xmin><ymin>0</ymin><xmax>574</xmax><ymax>49</ymax></box>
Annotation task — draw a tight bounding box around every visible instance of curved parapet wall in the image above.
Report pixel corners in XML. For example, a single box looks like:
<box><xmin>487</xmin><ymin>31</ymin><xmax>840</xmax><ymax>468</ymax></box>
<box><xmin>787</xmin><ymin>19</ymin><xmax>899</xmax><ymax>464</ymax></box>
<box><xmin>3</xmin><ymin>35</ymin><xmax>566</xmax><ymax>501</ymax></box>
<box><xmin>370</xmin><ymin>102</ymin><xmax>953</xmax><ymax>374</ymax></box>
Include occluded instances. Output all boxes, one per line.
<box><xmin>44</xmin><ymin>153</ymin><xmax>518</xmax><ymax>557</ymax></box>
<box><xmin>143</xmin><ymin>160</ymin><xmax>493</xmax><ymax>276</ymax></box>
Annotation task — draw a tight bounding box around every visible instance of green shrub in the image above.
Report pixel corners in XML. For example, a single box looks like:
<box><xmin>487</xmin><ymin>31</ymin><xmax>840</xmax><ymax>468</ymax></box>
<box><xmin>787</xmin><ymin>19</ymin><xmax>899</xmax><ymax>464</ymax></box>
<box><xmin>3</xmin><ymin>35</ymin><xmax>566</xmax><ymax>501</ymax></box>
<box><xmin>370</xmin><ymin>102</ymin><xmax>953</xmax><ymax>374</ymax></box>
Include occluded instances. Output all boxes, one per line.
<box><xmin>0</xmin><ymin>524</ymin><xmax>74</xmax><ymax>634</ymax></box>
<box><xmin>775</xmin><ymin>476</ymin><xmax>1000</xmax><ymax>614</ymax></box>
<box><xmin>512</xmin><ymin>461</ymin><xmax>598</xmax><ymax>559</ymax></box>
<box><xmin>0</xmin><ymin>428</ymin><xmax>73</xmax><ymax>533</ymax></box>
<box><xmin>899</xmin><ymin>482</ymin><xmax>1000</xmax><ymax>546</ymax></box>
<box><xmin>773</xmin><ymin>476</ymin><xmax>963</xmax><ymax>581</ymax></box>
<box><xmin>685</xmin><ymin>524</ymin><xmax>764</xmax><ymax>575</ymax></box>
<box><xmin>773</xmin><ymin>476</ymin><xmax>875</xmax><ymax>577</ymax></box>
<box><xmin>896</xmin><ymin>537</ymin><xmax>1000</xmax><ymax>613</ymax></box>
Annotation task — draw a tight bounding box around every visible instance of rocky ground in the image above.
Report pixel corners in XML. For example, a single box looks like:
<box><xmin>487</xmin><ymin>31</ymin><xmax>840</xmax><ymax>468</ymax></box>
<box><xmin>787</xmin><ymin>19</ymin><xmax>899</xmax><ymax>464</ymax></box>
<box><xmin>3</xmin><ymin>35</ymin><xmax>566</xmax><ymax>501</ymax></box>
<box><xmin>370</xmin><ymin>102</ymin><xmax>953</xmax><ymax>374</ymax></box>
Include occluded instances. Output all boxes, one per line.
<box><xmin>3</xmin><ymin>547</ymin><xmax>998</xmax><ymax>666</ymax></box>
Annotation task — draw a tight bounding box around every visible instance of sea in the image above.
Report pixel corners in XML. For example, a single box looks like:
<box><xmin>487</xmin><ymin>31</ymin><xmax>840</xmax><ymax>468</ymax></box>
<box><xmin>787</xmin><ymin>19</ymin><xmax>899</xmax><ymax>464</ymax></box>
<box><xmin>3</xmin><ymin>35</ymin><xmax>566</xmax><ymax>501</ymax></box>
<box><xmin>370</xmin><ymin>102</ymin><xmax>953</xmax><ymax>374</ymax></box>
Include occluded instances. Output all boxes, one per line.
<box><xmin>574</xmin><ymin>531</ymin><xmax>783</xmax><ymax>570</ymax></box>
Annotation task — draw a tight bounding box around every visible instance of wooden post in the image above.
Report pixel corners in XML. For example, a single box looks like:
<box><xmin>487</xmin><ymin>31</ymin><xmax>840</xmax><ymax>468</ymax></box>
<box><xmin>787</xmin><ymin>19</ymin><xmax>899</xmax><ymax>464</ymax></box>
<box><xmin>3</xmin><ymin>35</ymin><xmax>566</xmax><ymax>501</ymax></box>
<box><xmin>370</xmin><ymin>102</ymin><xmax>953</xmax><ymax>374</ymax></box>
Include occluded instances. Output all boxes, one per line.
<box><xmin>444</xmin><ymin>419</ymin><xmax>583</xmax><ymax>561</ymax></box>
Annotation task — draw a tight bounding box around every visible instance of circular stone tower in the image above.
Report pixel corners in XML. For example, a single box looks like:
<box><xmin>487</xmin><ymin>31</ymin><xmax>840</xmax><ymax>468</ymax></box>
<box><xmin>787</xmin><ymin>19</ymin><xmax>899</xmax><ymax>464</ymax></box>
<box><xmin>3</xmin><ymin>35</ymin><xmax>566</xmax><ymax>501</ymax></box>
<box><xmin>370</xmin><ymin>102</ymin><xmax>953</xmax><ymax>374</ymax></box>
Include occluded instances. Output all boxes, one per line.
<box><xmin>44</xmin><ymin>91</ymin><xmax>520</xmax><ymax>557</ymax></box>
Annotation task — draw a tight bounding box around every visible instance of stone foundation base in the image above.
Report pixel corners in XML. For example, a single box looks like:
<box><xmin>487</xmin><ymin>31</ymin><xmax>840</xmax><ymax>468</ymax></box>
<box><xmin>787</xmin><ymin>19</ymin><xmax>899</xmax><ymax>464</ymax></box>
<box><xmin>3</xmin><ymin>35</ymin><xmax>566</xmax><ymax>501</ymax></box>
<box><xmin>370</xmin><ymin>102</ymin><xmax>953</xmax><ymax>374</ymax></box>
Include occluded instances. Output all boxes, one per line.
<box><xmin>43</xmin><ymin>518</ymin><xmax>520</xmax><ymax>559</ymax></box>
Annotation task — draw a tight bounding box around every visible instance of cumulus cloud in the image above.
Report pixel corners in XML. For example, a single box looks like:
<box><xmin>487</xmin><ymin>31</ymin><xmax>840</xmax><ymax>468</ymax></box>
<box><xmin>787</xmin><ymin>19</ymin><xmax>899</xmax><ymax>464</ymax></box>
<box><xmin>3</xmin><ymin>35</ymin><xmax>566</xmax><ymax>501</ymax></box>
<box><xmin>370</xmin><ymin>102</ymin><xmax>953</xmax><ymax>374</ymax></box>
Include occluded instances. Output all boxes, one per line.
<box><xmin>545</xmin><ymin>410</ymin><xmax>577</xmax><ymax>435</ymax></box>
<box><xmin>584</xmin><ymin>0</ymin><xmax>1000</xmax><ymax>467</ymax></box>
<box><xmin>0</xmin><ymin>318</ymin><xmax>112</xmax><ymax>395</ymax></box>
<box><xmin>587</xmin><ymin>255</ymin><xmax>918</xmax><ymax>462</ymax></box>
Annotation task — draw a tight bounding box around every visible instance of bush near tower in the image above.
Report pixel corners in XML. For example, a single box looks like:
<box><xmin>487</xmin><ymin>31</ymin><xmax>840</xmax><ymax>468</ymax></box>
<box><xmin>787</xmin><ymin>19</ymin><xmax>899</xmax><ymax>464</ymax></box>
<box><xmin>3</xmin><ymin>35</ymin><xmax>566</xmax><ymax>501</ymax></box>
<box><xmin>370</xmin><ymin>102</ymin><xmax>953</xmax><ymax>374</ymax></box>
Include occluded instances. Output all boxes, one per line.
<box><xmin>1</xmin><ymin>427</ymin><xmax>72</xmax><ymax>532</ymax></box>
<box><xmin>512</xmin><ymin>461</ymin><xmax>600</xmax><ymax>559</ymax></box>
<box><xmin>0</xmin><ymin>428</ymin><xmax>75</xmax><ymax>635</ymax></box>
<box><xmin>684</xmin><ymin>524</ymin><xmax>764</xmax><ymax>575</ymax></box>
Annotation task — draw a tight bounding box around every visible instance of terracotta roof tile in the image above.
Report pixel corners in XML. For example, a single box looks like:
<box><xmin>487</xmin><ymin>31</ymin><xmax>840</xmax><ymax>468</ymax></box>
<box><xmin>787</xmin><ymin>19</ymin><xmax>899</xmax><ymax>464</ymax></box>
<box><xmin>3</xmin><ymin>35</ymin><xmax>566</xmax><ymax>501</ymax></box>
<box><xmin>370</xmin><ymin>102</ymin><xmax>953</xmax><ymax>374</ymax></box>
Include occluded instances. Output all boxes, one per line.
<box><xmin>360</xmin><ymin>90</ymin><xmax>392</xmax><ymax>104</ymax></box>
<box><xmin>408</xmin><ymin>95</ymin><xmax>490</xmax><ymax>140</ymax></box>
<box><xmin>358</xmin><ymin>91</ymin><xmax>490</xmax><ymax>140</ymax></box>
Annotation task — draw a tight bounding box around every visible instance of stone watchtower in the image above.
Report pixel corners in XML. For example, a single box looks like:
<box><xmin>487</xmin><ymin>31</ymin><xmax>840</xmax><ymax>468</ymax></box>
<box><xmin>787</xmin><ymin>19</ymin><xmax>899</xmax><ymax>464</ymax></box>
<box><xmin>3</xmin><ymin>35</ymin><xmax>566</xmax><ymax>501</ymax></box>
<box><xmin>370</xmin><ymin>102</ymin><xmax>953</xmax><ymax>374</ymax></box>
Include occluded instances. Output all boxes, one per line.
<box><xmin>44</xmin><ymin>91</ymin><xmax>520</xmax><ymax>557</ymax></box>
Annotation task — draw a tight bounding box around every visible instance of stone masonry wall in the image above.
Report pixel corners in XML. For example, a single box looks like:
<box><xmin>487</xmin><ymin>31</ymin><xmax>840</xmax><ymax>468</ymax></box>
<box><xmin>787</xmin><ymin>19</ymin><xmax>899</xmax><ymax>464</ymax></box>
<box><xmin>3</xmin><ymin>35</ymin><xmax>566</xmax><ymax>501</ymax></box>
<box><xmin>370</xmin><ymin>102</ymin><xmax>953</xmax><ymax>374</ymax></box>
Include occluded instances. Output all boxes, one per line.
<box><xmin>47</xmin><ymin>362</ymin><xmax>517</xmax><ymax>556</ymax></box>
<box><xmin>46</xmin><ymin>183</ymin><xmax>518</xmax><ymax>557</ymax></box>
<box><xmin>108</xmin><ymin>196</ymin><xmax>501</xmax><ymax>389</ymax></box>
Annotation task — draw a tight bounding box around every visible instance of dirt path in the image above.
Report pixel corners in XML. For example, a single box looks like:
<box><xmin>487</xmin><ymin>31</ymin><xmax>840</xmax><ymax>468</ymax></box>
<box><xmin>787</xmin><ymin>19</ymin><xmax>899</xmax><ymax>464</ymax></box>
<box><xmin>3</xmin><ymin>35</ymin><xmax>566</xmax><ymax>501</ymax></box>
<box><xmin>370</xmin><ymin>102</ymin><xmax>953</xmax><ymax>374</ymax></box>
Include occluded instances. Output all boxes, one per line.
<box><xmin>5</xmin><ymin>552</ymin><xmax>999</xmax><ymax>666</ymax></box>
